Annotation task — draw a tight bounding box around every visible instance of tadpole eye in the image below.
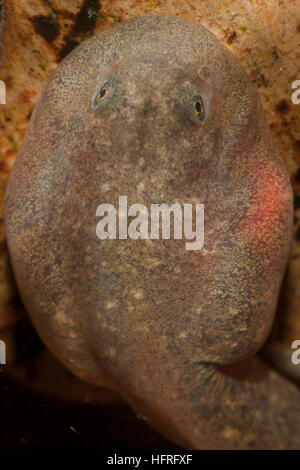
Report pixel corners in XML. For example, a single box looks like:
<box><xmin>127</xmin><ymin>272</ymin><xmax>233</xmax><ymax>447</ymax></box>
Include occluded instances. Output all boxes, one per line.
<box><xmin>193</xmin><ymin>96</ymin><xmax>205</xmax><ymax>120</ymax></box>
<box><xmin>95</xmin><ymin>84</ymin><xmax>109</xmax><ymax>104</ymax></box>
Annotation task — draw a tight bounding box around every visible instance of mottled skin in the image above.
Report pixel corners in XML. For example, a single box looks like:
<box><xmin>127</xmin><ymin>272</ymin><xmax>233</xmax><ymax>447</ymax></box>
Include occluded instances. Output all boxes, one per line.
<box><xmin>4</xmin><ymin>15</ymin><xmax>300</xmax><ymax>448</ymax></box>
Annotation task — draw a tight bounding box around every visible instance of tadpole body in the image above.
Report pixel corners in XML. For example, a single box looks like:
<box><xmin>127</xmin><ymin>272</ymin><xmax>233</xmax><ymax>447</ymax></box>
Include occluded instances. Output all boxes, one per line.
<box><xmin>4</xmin><ymin>15</ymin><xmax>299</xmax><ymax>449</ymax></box>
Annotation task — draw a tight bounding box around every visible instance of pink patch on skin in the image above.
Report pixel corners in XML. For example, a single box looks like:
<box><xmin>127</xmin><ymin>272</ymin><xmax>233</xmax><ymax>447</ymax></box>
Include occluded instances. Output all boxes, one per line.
<box><xmin>241</xmin><ymin>166</ymin><xmax>291</xmax><ymax>240</ymax></box>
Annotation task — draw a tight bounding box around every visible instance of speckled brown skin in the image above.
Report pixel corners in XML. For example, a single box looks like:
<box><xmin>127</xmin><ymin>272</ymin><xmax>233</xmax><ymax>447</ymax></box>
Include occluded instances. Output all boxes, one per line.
<box><xmin>3</xmin><ymin>15</ymin><xmax>300</xmax><ymax>449</ymax></box>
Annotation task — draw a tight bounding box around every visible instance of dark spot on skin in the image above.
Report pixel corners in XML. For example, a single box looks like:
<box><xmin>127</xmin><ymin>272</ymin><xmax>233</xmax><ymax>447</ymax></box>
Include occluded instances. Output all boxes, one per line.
<box><xmin>295</xmin><ymin>225</ymin><xmax>300</xmax><ymax>242</ymax></box>
<box><xmin>294</xmin><ymin>194</ymin><xmax>300</xmax><ymax>210</ymax></box>
<box><xmin>276</xmin><ymin>99</ymin><xmax>290</xmax><ymax>114</ymax></box>
<box><xmin>31</xmin><ymin>15</ymin><xmax>59</xmax><ymax>43</ymax></box>
<box><xmin>272</xmin><ymin>46</ymin><xmax>279</xmax><ymax>61</ymax></box>
<box><xmin>72</xmin><ymin>0</ymin><xmax>100</xmax><ymax>35</ymax></box>
<box><xmin>294</xmin><ymin>168</ymin><xmax>300</xmax><ymax>185</ymax></box>
<box><xmin>58</xmin><ymin>35</ymin><xmax>80</xmax><ymax>59</ymax></box>
<box><xmin>26</xmin><ymin>111</ymin><xmax>32</xmax><ymax>121</ymax></box>
<box><xmin>226</xmin><ymin>31</ymin><xmax>237</xmax><ymax>44</ymax></box>
<box><xmin>258</xmin><ymin>74</ymin><xmax>268</xmax><ymax>88</ymax></box>
<box><xmin>297</xmin><ymin>24</ymin><xmax>300</xmax><ymax>33</ymax></box>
